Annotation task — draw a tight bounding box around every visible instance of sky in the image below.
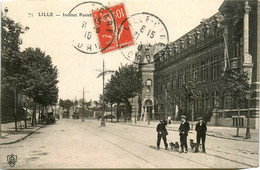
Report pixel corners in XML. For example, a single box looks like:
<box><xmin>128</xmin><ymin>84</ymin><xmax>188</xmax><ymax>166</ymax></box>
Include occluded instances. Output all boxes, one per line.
<box><xmin>1</xmin><ymin>0</ymin><xmax>224</xmax><ymax>101</ymax></box>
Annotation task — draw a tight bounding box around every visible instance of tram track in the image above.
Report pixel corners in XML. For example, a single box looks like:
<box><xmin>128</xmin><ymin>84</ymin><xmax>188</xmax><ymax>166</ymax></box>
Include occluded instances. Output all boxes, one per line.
<box><xmin>81</xmin><ymin>120</ymin><xmax>257</xmax><ymax>168</ymax></box>
<box><xmin>109</xmin><ymin>127</ymin><xmax>256</xmax><ymax>168</ymax></box>
<box><xmin>75</xmin><ymin>122</ymin><xmax>159</xmax><ymax>168</ymax></box>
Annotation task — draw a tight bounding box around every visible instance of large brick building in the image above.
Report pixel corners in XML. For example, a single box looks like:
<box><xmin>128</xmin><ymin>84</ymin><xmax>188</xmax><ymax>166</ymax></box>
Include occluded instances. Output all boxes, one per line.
<box><xmin>133</xmin><ymin>0</ymin><xmax>259</xmax><ymax>128</ymax></box>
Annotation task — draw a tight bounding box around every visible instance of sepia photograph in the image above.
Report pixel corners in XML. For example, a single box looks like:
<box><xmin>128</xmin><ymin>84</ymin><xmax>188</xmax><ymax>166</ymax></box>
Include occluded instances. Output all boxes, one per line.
<box><xmin>0</xmin><ymin>0</ymin><xmax>259</xmax><ymax>169</ymax></box>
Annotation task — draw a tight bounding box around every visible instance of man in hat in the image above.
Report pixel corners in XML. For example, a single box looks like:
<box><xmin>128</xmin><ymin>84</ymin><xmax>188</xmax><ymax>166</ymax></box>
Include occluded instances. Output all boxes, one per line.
<box><xmin>178</xmin><ymin>115</ymin><xmax>190</xmax><ymax>153</ymax></box>
<box><xmin>156</xmin><ymin>119</ymin><xmax>168</xmax><ymax>150</ymax></box>
<box><xmin>195</xmin><ymin>117</ymin><xmax>207</xmax><ymax>152</ymax></box>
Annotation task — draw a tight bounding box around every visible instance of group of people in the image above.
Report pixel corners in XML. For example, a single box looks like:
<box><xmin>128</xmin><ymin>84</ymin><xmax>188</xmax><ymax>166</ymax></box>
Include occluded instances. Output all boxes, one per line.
<box><xmin>156</xmin><ymin>115</ymin><xmax>207</xmax><ymax>153</ymax></box>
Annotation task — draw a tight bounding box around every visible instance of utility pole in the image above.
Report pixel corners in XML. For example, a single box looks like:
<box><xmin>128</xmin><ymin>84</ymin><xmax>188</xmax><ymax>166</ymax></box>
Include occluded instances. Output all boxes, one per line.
<box><xmin>103</xmin><ymin>60</ymin><xmax>105</xmax><ymax>116</ymax></box>
<box><xmin>0</xmin><ymin>14</ymin><xmax>1</xmax><ymax>137</ymax></box>
<box><xmin>0</xmin><ymin>79</ymin><xmax>1</xmax><ymax>138</ymax></box>
<box><xmin>100</xmin><ymin>60</ymin><xmax>106</xmax><ymax>127</ymax></box>
<box><xmin>95</xmin><ymin>59</ymin><xmax>115</xmax><ymax>127</ymax></box>
<box><xmin>165</xmin><ymin>87</ymin><xmax>168</xmax><ymax>121</ymax></box>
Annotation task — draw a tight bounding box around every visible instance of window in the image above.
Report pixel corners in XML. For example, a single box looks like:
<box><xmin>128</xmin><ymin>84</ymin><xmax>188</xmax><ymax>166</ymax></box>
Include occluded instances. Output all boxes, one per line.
<box><xmin>172</xmin><ymin>79</ymin><xmax>176</xmax><ymax>90</ymax></box>
<box><xmin>178</xmin><ymin>69</ymin><xmax>184</xmax><ymax>89</ymax></box>
<box><xmin>201</xmin><ymin>93</ymin><xmax>208</xmax><ymax>111</ymax></box>
<box><xmin>235</xmin><ymin>35</ymin><xmax>243</xmax><ymax>58</ymax></box>
<box><xmin>201</xmin><ymin>61</ymin><xmax>206</xmax><ymax>82</ymax></box>
<box><xmin>145</xmin><ymin>99</ymin><xmax>153</xmax><ymax>106</ymax></box>
<box><xmin>213</xmin><ymin>56</ymin><xmax>219</xmax><ymax>80</ymax></box>
<box><xmin>146</xmin><ymin>79</ymin><xmax>152</xmax><ymax>92</ymax></box>
<box><xmin>232</xmin><ymin>116</ymin><xmax>244</xmax><ymax>127</ymax></box>
<box><xmin>192</xmin><ymin>63</ymin><xmax>199</xmax><ymax>81</ymax></box>
<box><xmin>167</xmin><ymin>81</ymin><xmax>171</xmax><ymax>91</ymax></box>
<box><xmin>171</xmin><ymin>72</ymin><xmax>177</xmax><ymax>90</ymax></box>
<box><xmin>185</xmin><ymin>66</ymin><xmax>191</xmax><ymax>83</ymax></box>
<box><xmin>146</xmin><ymin>55</ymin><xmax>151</xmax><ymax>62</ymax></box>
<box><xmin>210</xmin><ymin>57</ymin><xmax>214</xmax><ymax>81</ymax></box>
<box><xmin>205</xmin><ymin>60</ymin><xmax>209</xmax><ymax>81</ymax></box>
<box><xmin>146</xmin><ymin>79</ymin><xmax>152</xmax><ymax>86</ymax></box>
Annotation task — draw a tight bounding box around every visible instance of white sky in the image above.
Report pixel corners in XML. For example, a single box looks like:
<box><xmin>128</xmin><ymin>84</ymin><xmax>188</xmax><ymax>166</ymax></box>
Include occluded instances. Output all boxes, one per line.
<box><xmin>1</xmin><ymin>0</ymin><xmax>224</xmax><ymax>101</ymax></box>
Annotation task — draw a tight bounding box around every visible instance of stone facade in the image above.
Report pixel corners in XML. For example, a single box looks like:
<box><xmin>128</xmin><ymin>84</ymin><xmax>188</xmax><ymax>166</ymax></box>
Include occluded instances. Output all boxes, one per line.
<box><xmin>133</xmin><ymin>0</ymin><xmax>259</xmax><ymax>128</ymax></box>
<box><xmin>131</xmin><ymin>44</ymin><xmax>165</xmax><ymax>122</ymax></box>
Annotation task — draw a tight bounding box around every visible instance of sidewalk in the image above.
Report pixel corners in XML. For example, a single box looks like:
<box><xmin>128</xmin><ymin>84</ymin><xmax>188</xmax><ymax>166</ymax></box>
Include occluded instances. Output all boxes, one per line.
<box><xmin>107</xmin><ymin>120</ymin><xmax>259</xmax><ymax>142</ymax></box>
<box><xmin>0</xmin><ymin>121</ymin><xmax>45</xmax><ymax>145</ymax></box>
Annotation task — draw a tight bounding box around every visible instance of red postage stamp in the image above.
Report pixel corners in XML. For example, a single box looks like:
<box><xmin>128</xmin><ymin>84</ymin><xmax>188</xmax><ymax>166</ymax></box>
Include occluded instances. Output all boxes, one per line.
<box><xmin>92</xmin><ymin>3</ymin><xmax>134</xmax><ymax>54</ymax></box>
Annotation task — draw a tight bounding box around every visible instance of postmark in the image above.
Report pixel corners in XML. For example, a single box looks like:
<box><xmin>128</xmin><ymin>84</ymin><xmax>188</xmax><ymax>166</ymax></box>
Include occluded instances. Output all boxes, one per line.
<box><xmin>92</xmin><ymin>3</ymin><xmax>134</xmax><ymax>54</ymax></box>
<box><xmin>69</xmin><ymin>1</ymin><xmax>116</xmax><ymax>54</ymax></box>
<box><xmin>117</xmin><ymin>12</ymin><xmax>169</xmax><ymax>65</ymax></box>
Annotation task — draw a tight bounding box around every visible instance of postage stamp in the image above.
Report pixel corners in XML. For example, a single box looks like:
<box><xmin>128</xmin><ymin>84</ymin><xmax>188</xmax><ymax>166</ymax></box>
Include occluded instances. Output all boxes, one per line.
<box><xmin>92</xmin><ymin>3</ymin><xmax>134</xmax><ymax>54</ymax></box>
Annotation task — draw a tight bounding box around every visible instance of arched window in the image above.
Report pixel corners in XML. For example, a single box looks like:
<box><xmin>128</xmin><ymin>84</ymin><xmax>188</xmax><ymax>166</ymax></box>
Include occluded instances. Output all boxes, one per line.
<box><xmin>145</xmin><ymin>99</ymin><xmax>153</xmax><ymax>106</ymax></box>
<box><xmin>146</xmin><ymin>54</ymin><xmax>151</xmax><ymax>62</ymax></box>
<box><xmin>201</xmin><ymin>92</ymin><xmax>208</xmax><ymax>112</ymax></box>
<box><xmin>146</xmin><ymin>79</ymin><xmax>152</xmax><ymax>92</ymax></box>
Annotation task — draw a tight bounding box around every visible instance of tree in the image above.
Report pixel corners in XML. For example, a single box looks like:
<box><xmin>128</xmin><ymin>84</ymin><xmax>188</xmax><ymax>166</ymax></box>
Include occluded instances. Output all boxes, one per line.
<box><xmin>85</xmin><ymin>100</ymin><xmax>92</xmax><ymax>108</ymax></box>
<box><xmin>104</xmin><ymin>74</ymin><xmax>123</xmax><ymax>122</ymax></box>
<box><xmin>183</xmin><ymin>79</ymin><xmax>199</xmax><ymax>129</ymax></box>
<box><xmin>222</xmin><ymin>67</ymin><xmax>251</xmax><ymax>136</ymax></box>
<box><xmin>1</xmin><ymin>8</ymin><xmax>28</xmax><ymax>131</ymax></box>
<box><xmin>74</xmin><ymin>99</ymin><xmax>79</xmax><ymax>106</ymax></box>
<box><xmin>21</xmin><ymin>48</ymin><xmax>59</xmax><ymax>126</ymax></box>
<box><xmin>93</xmin><ymin>100</ymin><xmax>100</xmax><ymax>108</ymax></box>
<box><xmin>59</xmin><ymin>99</ymin><xmax>74</xmax><ymax>110</ymax></box>
<box><xmin>104</xmin><ymin>64</ymin><xmax>142</xmax><ymax>122</ymax></box>
<box><xmin>1</xmin><ymin>9</ymin><xmax>58</xmax><ymax>130</ymax></box>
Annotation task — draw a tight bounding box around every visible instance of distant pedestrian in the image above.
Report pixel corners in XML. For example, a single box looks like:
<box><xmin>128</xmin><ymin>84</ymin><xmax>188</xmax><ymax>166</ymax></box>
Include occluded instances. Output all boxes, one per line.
<box><xmin>178</xmin><ymin>115</ymin><xmax>190</xmax><ymax>153</ymax></box>
<box><xmin>156</xmin><ymin>119</ymin><xmax>168</xmax><ymax>150</ymax></box>
<box><xmin>195</xmin><ymin>117</ymin><xmax>207</xmax><ymax>153</ymax></box>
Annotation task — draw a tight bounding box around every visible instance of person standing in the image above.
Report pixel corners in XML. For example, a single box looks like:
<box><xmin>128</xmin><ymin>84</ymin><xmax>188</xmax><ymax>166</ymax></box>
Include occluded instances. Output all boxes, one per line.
<box><xmin>178</xmin><ymin>115</ymin><xmax>190</xmax><ymax>153</ymax></box>
<box><xmin>156</xmin><ymin>119</ymin><xmax>168</xmax><ymax>150</ymax></box>
<box><xmin>195</xmin><ymin>117</ymin><xmax>207</xmax><ymax>153</ymax></box>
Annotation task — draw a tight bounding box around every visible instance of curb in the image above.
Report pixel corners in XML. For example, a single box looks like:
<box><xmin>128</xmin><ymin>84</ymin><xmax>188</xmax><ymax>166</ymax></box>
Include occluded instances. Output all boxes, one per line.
<box><xmin>106</xmin><ymin>121</ymin><xmax>258</xmax><ymax>143</ymax></box>
<box><xmin>0</xmin><ymin>124</ymin><xmax>46</xmax><ymax>146</ymax></box>
<box><xmin>206</xmin><ymin>133</ymin><xmax>258</xmax><ymax>143</ymax></box>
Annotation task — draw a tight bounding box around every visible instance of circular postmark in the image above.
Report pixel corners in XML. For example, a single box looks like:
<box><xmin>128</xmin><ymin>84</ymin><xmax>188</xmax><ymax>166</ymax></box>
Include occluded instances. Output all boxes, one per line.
<box><xmin>117</xmin><ymin>12</ymin><xmax>169</xmax><ymax>65</ymax></box>
<box><xmin>69</xmin><ymin>1</ymin><xmax>116</xmax><ymax>54</ymax></box>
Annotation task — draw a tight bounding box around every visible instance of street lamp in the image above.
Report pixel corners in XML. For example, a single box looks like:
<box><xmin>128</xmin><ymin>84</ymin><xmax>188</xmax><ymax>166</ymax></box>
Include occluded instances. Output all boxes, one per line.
<box><xmin>148</xmin><ymin>106</ymin><xmax>150</xmax><ymax>125</ymax></box>
<box><xmin>135</xmin><ymin>106</ymin><xmax>137</xmax><ymax>124</ymax></box>
<box><xmin>245</xmin><ymin>90</ymin><xmax>251</xmax><ymax>139</ymax></box>
<box><xmin>136</xmin><ymin>94</ymin><xmax>141</xmax><ymax>124</ymax></box>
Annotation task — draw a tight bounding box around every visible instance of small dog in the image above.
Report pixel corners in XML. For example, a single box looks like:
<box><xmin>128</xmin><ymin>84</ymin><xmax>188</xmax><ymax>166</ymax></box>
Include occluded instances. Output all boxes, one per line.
<box><xmin>190</xmin><ymin>139</ymin><xmax>201</xmax><ymax>152</ymax></box>
<box><xmin>169</xmin><ymin>142</ymin><xmax>179</xmax><ymax>151</ymax></box>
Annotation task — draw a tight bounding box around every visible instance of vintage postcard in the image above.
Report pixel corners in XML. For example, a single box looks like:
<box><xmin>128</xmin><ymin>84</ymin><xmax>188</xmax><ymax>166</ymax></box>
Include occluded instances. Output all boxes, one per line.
<box><xmin>0</xmin><ymin>0</ymin><xmax>259</xmax><ymax>169</ymax></box>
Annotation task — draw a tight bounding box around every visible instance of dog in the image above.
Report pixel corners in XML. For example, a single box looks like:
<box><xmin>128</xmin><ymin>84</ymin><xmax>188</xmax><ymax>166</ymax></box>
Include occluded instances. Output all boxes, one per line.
<box><xmin>169</xmin><ymin>142</ymin><xmax>179</xmax><ymax>151</ymax></box>
<box><xmin>190</xmin><ymin>139</ymin><xmax>201</xmax><ymax>152</ymax></box>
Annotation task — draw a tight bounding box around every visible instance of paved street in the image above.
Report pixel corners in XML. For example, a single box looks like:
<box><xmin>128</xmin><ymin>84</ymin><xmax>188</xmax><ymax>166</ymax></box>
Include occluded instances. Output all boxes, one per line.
<box><xmin>0</xmin><ymin>119</ymin><xmax>258</xmax><ymax>168</ymax></box>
